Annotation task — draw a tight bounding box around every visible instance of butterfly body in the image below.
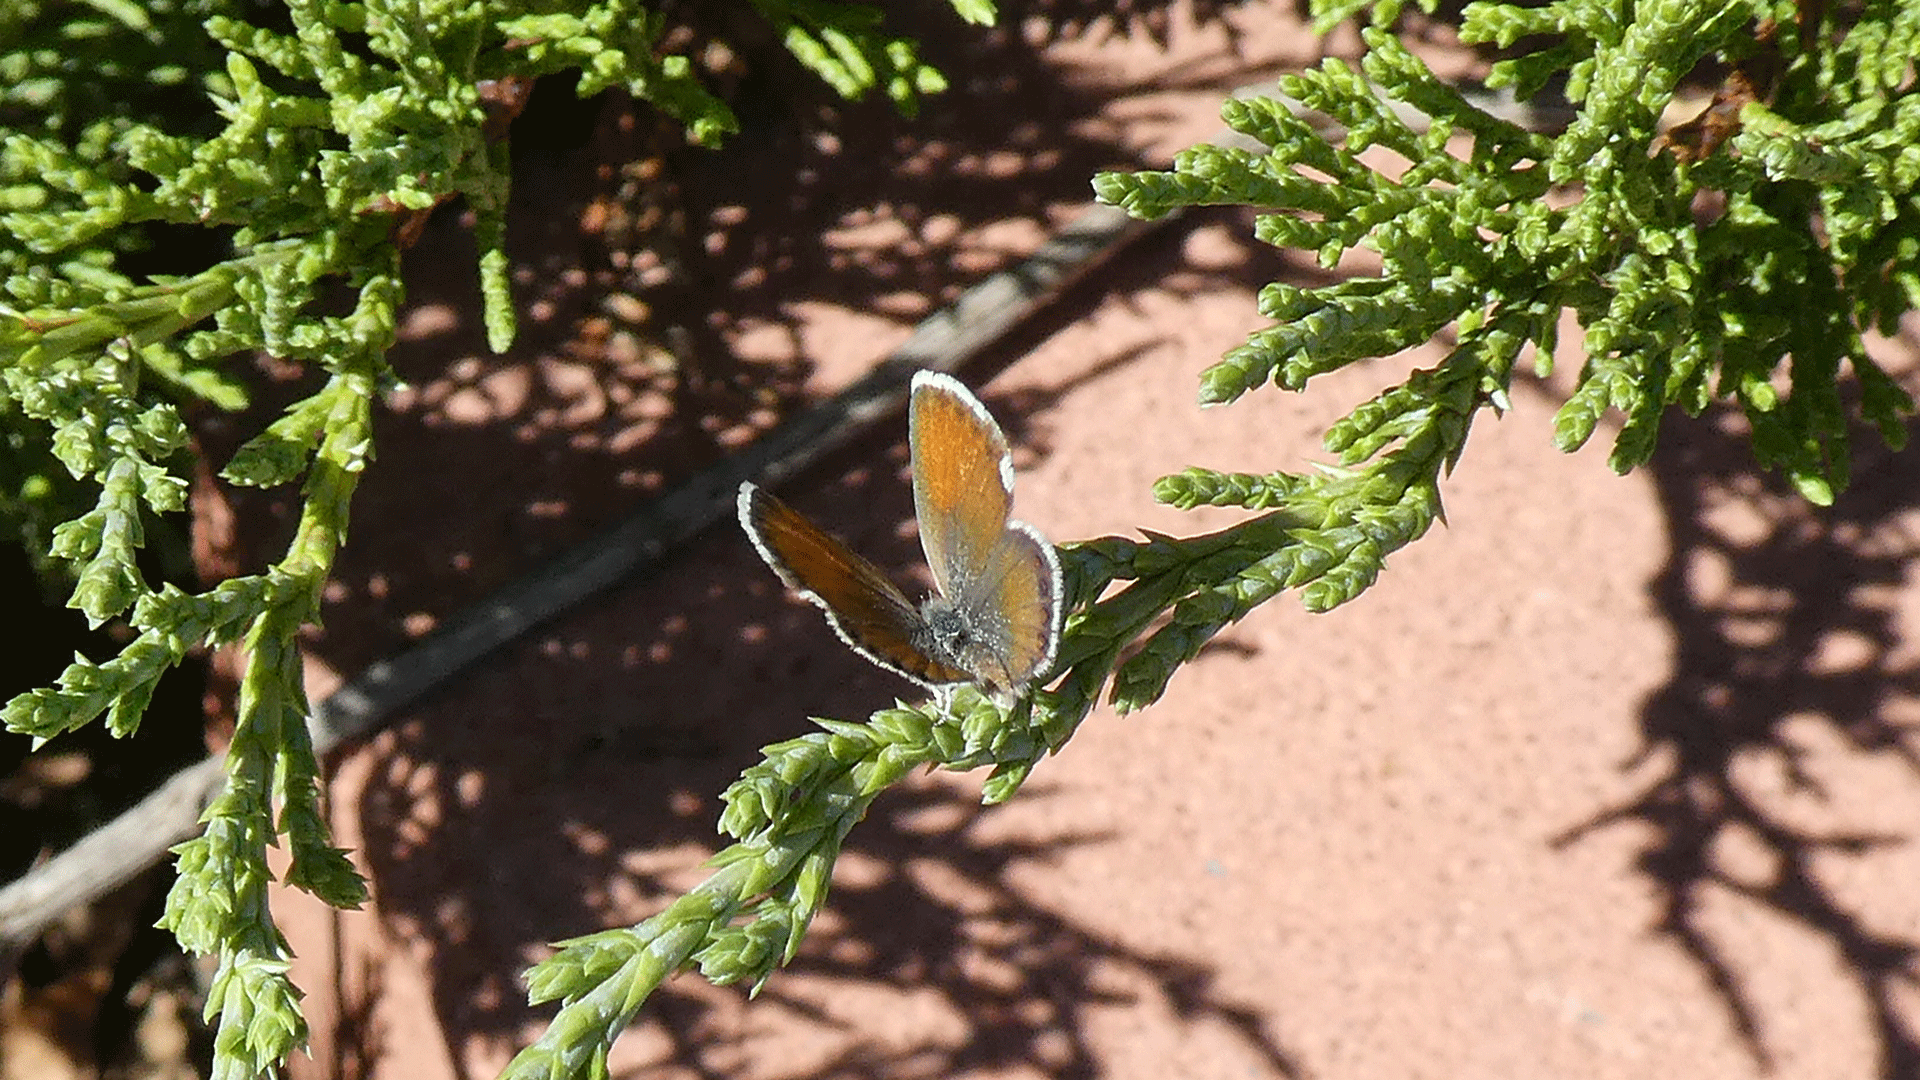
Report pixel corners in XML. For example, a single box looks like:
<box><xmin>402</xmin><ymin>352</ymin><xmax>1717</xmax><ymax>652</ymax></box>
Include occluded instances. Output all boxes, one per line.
<box><xmin>738</xmin><ymin>371</ymin><xmax>1061</xmax><ymax>697</ymax></box>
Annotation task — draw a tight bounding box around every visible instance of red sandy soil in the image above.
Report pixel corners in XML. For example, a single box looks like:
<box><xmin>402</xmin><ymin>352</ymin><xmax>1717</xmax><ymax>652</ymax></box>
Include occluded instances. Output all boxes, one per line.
<box><xmin>176</xmin><ymin>5</ymin><xmax>1920</xmax><ymax>1080</ymax></box>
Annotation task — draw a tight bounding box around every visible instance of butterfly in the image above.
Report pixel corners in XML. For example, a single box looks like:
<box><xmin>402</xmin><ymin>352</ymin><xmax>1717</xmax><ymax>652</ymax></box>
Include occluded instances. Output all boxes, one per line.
<box><xmin>738</xmin><ymin>370</ymin><xmax>1062</xmax><ymax>698</ymax></box>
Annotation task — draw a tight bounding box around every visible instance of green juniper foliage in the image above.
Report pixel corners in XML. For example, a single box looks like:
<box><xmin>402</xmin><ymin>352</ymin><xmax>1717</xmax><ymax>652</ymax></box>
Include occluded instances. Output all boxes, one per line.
<box><xmin>510</xmin><ymin>6</ymin><xmax>1920</xmax><ymax>1078</ymax></box>
<box><xmin>2</xmin><ymin>1</ymin><xmax>989</xmax><ymax>1077</ymax></box>
<box><xmin>1100</xmin><ymin>13</ymin><xmax>1916</xmax><ymax>506</ymax></box>
<box><xmin>6</xmin><ymin>0</ymin><xmax>1917</xmax><ymax>1079</ymax></box>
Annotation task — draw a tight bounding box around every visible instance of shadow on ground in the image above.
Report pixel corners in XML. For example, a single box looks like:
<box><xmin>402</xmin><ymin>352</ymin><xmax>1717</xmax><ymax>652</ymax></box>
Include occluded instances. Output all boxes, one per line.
<box><xmin>1558</xmin><ymin>390</ymin><xmax>1920</xmax><ymax>1079</ymax></box>
<box><xmin>186</xmin><ymin>5</ymin><xmax>1309</xmax><ymax>1078</ymax></box>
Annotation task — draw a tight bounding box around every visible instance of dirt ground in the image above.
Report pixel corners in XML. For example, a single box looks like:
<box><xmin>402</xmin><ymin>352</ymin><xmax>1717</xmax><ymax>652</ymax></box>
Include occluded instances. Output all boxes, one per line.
<box><xmin>177</xmin><ymin>5</ymin><xmax>1920</xmax><ymax>1079</ymax></box>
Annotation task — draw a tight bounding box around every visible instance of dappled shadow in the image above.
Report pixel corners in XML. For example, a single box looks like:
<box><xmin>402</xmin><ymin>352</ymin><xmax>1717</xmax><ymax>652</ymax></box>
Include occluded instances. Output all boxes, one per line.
<box><xmin>1006</xmin><ymin>0</ymin><xmax>1266</xmax><ymax>47</ymax></box>
<box><xmin>1555</xmin><ymin>394</ymin><xmax>1920</xmax><ymax>1077</ymax></box>
<box><xmin>194</xmin><ymin>2</ymin><xmax>1290</xmax><ymax>680</ymax></box>
<box><xmin>334</xmin><ymin>327</ymin><xmax>1303</xmax><ymax>1075</ymax></box>
<box><xmin>194</xmin><ymin>5</ymin><xmax>1314</xmax><ymax>1078</ymax></box>
<box><xmin>336</xmin><ymin>293</ymin><xmax>1300</xmax><ymax>1075</ymax></box>
<box><xmin>760</xmin><ymin>781</ymin><xmax>1303</xmax><ymax>1080</ymax></box>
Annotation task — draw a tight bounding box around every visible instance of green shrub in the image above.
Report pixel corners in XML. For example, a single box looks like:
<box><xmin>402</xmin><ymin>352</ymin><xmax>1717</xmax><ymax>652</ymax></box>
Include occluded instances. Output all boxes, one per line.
<box><xmin>6</xmin><ymin>1</ymin><xmax>1914</xmax><ymax>1078</ymax></box>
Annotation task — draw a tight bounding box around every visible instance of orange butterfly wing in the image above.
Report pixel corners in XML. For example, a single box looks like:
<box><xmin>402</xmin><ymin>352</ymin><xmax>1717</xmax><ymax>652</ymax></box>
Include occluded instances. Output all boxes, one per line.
<box><xmin>738</xmin><ymin>483</ymin><xmax>972</xmax><ymax>687</ymax></box>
